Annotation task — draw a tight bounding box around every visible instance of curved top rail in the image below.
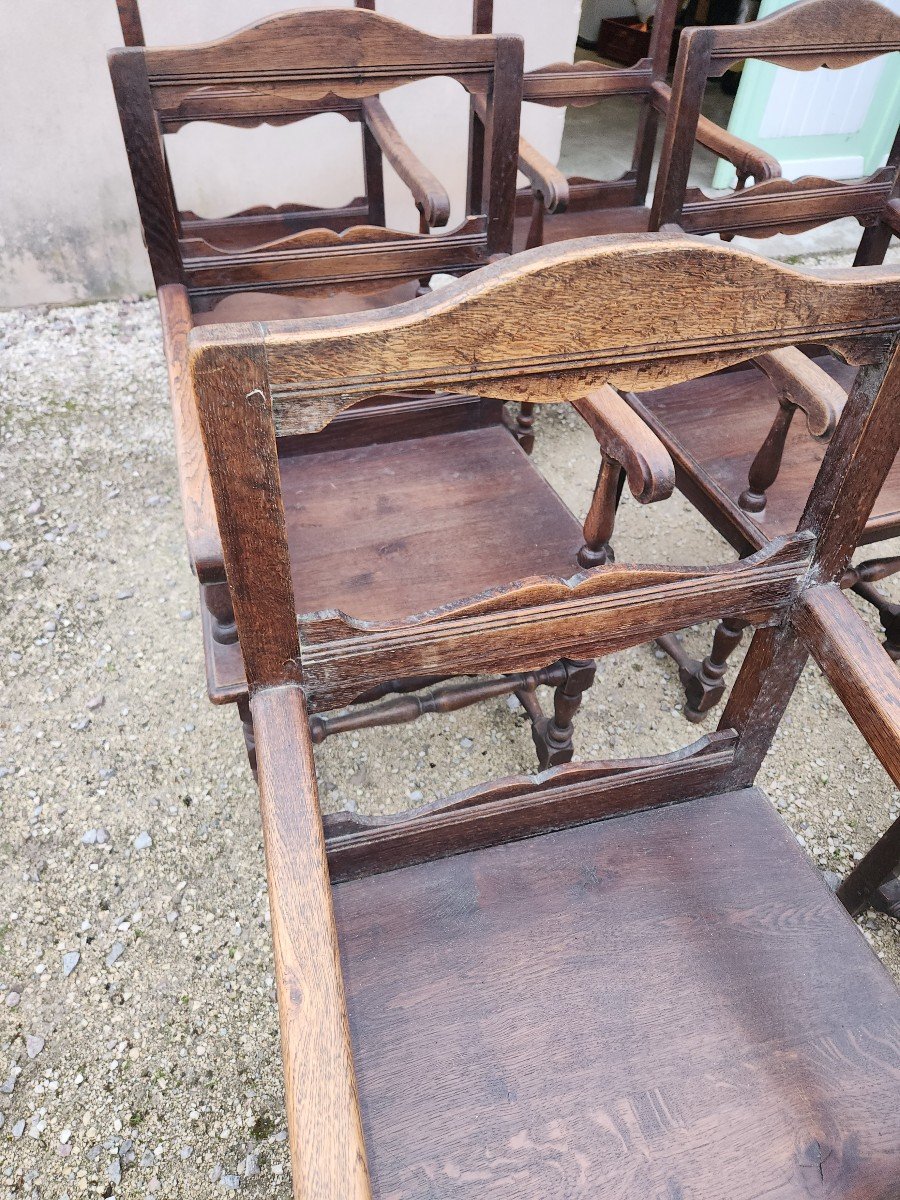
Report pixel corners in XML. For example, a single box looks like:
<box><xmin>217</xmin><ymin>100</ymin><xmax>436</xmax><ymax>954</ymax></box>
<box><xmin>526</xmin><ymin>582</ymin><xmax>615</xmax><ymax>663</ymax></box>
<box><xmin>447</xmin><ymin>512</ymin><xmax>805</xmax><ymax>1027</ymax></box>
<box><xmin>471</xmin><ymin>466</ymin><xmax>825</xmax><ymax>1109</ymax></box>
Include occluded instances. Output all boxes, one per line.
<box><xmin>699</xmin><ymin>0</ymin><xmax>900</xmax><ymax>71</ymax></box>
<box><xmin>190</xmin><ymin>234</ymin><xmax>900</xmax><ymax>434</ymax></box>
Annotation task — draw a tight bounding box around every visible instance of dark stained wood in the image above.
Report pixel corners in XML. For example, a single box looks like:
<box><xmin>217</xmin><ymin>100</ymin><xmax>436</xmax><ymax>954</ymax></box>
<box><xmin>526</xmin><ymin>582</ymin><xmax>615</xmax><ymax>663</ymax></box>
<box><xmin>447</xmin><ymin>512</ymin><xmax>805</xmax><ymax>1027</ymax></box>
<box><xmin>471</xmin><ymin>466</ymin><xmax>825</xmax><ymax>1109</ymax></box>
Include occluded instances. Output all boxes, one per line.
<box><xmin>157</xmin><ymin>284</ymin><xmax>222</xmax><ymax>579</ymax></box>
<box><xmin>191</xmin><ymin>335</ymin><xmax>301</xmax><ymax>694</ymax></box>
<box><xmin>633</xmin><ymin>355</ymin><xmax>900</xmax><ymax>550</ymax></box>
<box><xmin>322</xmin><ymin>732</ymin><xmax>736</xmax><ymax>880</ymax></box>
<box><xmin>295</xmin><ymin>535</ymin><xmax>812</xmax><ymax>714</ymax></box>
<box><xmin>115</xmin><ymin>0</ymin><xmax>144</xmax><ymax>47</ymax></box>
<box><xmin>109</xmin><ymin>9</ymin><xmax>524</xmax><ymax>311</ymax></box>
<box><xmin>332</xmin><ymin>788</ymin><xmax>900</xmax><ymax>1197</ymax></box>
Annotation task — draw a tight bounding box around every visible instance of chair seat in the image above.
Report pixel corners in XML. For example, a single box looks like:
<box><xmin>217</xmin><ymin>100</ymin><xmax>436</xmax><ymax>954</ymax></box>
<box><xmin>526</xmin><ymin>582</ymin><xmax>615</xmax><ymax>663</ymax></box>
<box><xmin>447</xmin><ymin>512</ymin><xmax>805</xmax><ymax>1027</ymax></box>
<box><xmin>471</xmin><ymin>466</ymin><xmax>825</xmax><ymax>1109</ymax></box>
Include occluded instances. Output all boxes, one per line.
<box><xmin>633</xmin><ymin>355</ymin><xmax>900</xmax><ymax>551</ymax></box>
<box><xmin>203</xmin><ymin>421</ymin><xmax>586</xmax><ymax>702</ymax></box>
<box><xmin>332</xmin><ymin>787</ymin><xmax>900</xmax><ymax>1198</ymax></box>
<box><xmin>192</xmin><ymin>278</ymin><xmax>422</xmax><ymax>324</ymax></box>
<box><xmin>513</xmin><ymin>205</ymin><xmax>651</xmax><ymax>253</ymax></box>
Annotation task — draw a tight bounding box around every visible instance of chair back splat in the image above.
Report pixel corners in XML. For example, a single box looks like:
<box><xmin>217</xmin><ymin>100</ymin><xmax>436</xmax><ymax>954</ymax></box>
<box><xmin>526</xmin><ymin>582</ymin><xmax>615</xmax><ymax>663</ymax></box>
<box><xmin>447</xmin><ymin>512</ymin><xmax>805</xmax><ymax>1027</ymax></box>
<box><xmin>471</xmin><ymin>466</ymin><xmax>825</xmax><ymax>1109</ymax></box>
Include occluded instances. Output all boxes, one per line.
<box><xmin>108</xmin><ymin>8</ymin><xmax>523</xmax><ymax>307</ymax></box>
<box><xmin>189</xmin><ymin>233</ymin><xmax>900</xmax><ymax>1198</ymax></box>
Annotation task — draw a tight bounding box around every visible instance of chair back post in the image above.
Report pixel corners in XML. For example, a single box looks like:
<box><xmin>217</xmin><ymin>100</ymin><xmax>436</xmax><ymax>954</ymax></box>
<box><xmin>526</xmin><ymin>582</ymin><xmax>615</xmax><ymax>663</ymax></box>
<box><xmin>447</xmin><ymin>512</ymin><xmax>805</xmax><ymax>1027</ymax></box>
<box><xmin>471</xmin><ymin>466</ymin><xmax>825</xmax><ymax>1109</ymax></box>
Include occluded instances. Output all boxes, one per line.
<box><xmin>116</xmin><ymin>0</ymin><xmax>145</xmax><ymax>47</ymax></box>
<box><xmin>191</xmin><ymin>329</ymin><xmax>302</xmax><ymax>695</ymax></box>
<box><xmin>650</xmin><ymin>27</ymin><xmax>713</xmax><ymax>230</ymax></box>
<box><xmin>631</xmin><ymin>0</ymin><xmax>682</xmax><ymax>204</ymax></box>
<box><xmin>482</xmin><ymin>34</ymin><xmax>524</xmax><ymax>256</ymax></box>
<box><xmin>108</xmin><ymin>48</ymin><xmax>185</xmax><ymax>287</ymax></box>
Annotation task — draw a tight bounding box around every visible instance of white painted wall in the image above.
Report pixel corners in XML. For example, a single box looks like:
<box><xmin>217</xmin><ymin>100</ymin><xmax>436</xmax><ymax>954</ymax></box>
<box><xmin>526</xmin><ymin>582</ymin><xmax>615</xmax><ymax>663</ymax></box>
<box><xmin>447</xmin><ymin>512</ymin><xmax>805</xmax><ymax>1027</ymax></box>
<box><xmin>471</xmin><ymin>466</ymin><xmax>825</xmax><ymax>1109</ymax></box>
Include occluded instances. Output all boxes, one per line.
<box><xmin>0</xmin><ymin>0</ymin><xmax>581</xmax><ymax>307</ymax></box>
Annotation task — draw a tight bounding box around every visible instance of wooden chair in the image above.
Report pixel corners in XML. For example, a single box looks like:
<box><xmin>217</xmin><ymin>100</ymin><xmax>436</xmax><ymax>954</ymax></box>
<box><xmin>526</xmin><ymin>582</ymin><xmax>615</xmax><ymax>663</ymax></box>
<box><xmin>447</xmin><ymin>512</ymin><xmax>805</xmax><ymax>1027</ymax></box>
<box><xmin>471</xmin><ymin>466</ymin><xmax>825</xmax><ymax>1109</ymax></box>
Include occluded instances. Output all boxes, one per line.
<box><xmin>470</xmin><ymin>0</ymin><xmax>777</xmax><ymax>253</ymax></box>
<box><xmin>650</xmin><ymin>0</ymin><xmax>900</xmax><ymax>242</ymax></box>
<box><xmin>113</xmin><ymin>0</ymin><xmax>391</xmax><ymax>252</ymax></box>
<box><xmin>620</xmin><ymin>0</ymin><xmax>900</xmax><ymax>719</ymax></box>
<box><xmin>471</xmin><ymin>0</ymin><xmax>778</xmax><ymax>443</ymax></box>
<box><xmin>188</xmin><ymin>234</ymin><xmax>900</xmax><ymax>1196</ymax></box>
<box><xmin>111</xmin><ymin>10</ymin><xmax>614</xmax><ymax>764</ymax></box>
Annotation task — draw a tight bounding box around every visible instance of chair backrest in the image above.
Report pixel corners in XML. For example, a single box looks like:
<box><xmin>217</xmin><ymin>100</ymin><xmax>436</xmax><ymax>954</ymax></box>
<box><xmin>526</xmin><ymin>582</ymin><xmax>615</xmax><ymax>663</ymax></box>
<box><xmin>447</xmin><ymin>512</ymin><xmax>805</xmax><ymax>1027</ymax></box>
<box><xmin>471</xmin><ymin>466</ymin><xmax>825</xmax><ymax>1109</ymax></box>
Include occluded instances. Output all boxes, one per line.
<box><xmin>652</xmin><ymin>0</ymin><xmax>900</xmax><ymax>237</ymax></box>
<box><xmin>113</xmin><ymin>0</ymin><xmax>384</xmax><ymax>253</ymax></box>
<box><xmin>189</xmin><ymin>236</ymin><xmax>900</xmax><ymax>784</ymax></box>
<box><xmin>109</xmin><ymin>8</ymin><xmax>523</xmax><ymax>307</ymax></box>
<box><xmin>472</xmin><ymin>0</ymin><xmax>680</xmax><ymax>212</ymax></box>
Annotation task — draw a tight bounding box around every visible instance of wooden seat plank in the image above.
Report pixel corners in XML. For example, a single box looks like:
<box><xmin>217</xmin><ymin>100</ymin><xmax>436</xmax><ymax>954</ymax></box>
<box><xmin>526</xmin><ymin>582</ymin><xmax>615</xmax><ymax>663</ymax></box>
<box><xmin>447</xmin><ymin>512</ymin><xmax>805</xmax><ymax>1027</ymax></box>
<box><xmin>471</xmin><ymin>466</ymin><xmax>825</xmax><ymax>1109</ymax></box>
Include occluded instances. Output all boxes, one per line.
<box><xmin>334</xmin><ymin>788</ymin><xmax>900</xmax><ymax>1198</ymax></box>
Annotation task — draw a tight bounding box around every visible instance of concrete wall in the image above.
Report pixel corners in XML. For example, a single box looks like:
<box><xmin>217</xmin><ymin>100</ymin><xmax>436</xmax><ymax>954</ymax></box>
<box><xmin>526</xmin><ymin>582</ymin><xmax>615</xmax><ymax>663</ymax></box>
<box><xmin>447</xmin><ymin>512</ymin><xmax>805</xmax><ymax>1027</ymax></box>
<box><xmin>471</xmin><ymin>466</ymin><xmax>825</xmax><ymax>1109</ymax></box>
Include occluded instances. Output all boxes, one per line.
<box><xmin>2</xmin><ymin>0</ymin><xmax>581</xmax><ymax>308</ymax></box>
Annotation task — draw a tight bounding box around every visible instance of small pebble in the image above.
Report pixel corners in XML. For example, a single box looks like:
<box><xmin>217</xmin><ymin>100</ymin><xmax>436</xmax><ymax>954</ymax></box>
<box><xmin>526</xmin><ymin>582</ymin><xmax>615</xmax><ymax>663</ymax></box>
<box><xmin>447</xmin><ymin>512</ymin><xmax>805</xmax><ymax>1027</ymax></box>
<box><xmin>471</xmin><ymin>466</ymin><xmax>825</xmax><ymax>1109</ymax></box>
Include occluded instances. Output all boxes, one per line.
<box><xmin>221</xmin><ymin>1175</ymin><xmax>240</xmax><ymax>1191</ymax></box>
<box><xmin>106</xmin><ymin>941</ymin><xmax>126</xmax><ymax>967</ymax></box>
<box><xmin>133</xmin><ymin>831</ymin><xmax>152</xmax><ymax>851</ymax></box>
<box><xmin>116</xmin><ymin>589</ymin><xmax>134</xmax><ymax>600</ymax></box>
<box><xmin>209</xmin><ymin>1164</ymin><xmax>223</xmax><ymax>1183</ymax></box>
<box><xmin>140</xmin><ymin>1150</ymin><xmax>155</xmax><ymax>1169</ymax></box>
<box><xmin>11</xmin><ymin>1120</ymin><xmax>25</xmax><ymax>1139</ymax></box>
<box><xmin>26</xmin><ymin>1034</ymin><xmax>45</xmax><ymax>1059</ymax></box>
<box><xmin>81</xmin><ymin>829</ymin><xmax>97</xmax><ymax>845</ymax></box>
<box><xmin>243</xmin><ymin>1154</ymin><xmax>259</xmax><ymax>1177</ymax></box>
<box><xmin>60</xmin><ymin>1129</ymin><xmax>72</xmax><ymax>1144</ymax></box>
<box><xmin>86</xmin><ymin>694</ymin><xmax>105</xmax><ymax>711</ymax></box>
<box><xmin>107</xmin><ymin>1157</ymin><xmax>122</xmax><ymax>1186</ymax></box>
<box><xmin>460</xmin><ymin>737</ymin><xmax>474</xmax><ymax>749</ymax></box>
<box><xmin>26</xmin><ymin>499</ymin><xmax>43</xmax><ymax>516</ymax></box>
<box><xmin>178</xmin><ymin>609</ymin><xmax>193</xmax><ymax>621</ymax></box>
<box><xmin>62</xmin><ymin>951</ymin><xmax>80</xmax><ymax>978</ymax></box>
<box><xmin>95</xmin><ymin>828</ymin><xmax>110</xmax><ymax>845</ymax></box>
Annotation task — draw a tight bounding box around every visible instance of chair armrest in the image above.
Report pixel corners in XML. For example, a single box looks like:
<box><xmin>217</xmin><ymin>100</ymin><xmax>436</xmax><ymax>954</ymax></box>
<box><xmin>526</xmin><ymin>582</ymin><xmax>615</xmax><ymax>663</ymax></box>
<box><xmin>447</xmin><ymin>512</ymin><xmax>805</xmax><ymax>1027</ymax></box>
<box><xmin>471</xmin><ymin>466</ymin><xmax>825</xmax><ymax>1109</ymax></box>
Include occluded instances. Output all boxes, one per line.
<box><xmin>652</xmin><ymin>81</ymin><xmax>782</xmax><ymax>183</ymax></box>
<box><xmin>517</xmin><ymin>134</ymin><xmax>570</xmax><ymax>213</ymax></box>
<box><xmin>753</xmin><ymin>347</ymin><xmax>846</xmax><ymax>438</ymax></box>
<box><xmin>573</xmin><ymin>385</ymin><xmax>675</xmax><ymax>503</ymax></box>
<box><xmin>471</xmin><ymin>93</ymin><xmax>568</xmax><ymax>215</ymax></box>
<box><xmin>157</xmin><ymin>284</ymin><xmax>224</xmax><ymax>582</ymax></box>
<box><xmin>252</xmin><ymin>684</ymin><xmax>373</xmax><ymax>1197</ymax></box>
<box><xmin>361</xmin><ymin>97</ymin><xmax>451</xmax><ymax>228</ymax></box>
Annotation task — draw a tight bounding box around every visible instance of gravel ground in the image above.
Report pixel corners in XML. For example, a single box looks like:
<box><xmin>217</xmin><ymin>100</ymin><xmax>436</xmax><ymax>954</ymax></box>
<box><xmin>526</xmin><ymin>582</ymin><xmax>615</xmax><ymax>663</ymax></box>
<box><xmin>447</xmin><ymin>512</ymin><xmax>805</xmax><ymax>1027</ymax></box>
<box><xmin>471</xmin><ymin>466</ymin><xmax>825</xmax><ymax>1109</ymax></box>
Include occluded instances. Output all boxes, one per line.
<box><xmin>1</xmin><ymin>281</ymin><xmax>899</xmax><ymax>1197</ymax></box>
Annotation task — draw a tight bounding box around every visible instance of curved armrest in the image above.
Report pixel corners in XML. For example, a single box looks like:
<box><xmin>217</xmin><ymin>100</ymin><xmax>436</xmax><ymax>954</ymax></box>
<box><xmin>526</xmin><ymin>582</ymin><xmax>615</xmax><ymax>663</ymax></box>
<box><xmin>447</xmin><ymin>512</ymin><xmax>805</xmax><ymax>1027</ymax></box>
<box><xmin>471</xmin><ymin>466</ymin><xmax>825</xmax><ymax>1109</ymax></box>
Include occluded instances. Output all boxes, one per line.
<box><xmin>517</xmin><ymin>134</ymin><xmax>570</xmax><ymax>213</ymax></box>
<box><xmin>753</xmin><ymin>347</ymin><xmax>846</xmax><ymax>439</ymax></box>
<box><xmin>471</xmin><ymin>93</ymin><xmax>569</xmax><ymax>214</ymax></box>
<box><xmin>361</xmin><ymin>97</ymin><xmax>451</xmax><ymax>228</ymax></box>
<box><xmin>652</xmin><ymin>81</ymin><xmax>782</xmax><ymax>183</ymax></box>
<box><xmin>157</xmin><ymin>284</ymin><xmax>224</xmax><ymax>581</ymax></box>
<box><xmin>573</xmin><ymin>385</ymin><xmax>675</xmax><ymax>503</ymax></box>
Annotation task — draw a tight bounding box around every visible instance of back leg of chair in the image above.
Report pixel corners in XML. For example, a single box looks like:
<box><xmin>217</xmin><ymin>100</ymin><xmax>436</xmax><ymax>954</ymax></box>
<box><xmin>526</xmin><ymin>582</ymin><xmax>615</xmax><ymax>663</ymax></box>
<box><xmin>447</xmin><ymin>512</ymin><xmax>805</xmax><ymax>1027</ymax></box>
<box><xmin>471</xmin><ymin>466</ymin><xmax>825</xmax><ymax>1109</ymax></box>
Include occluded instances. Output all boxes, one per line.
<box><xmin>523</xmin><ymin>658</ymin><xmax>597</xmax><ymax>769</ymax></box>
<box><xmin>657</xmin><ymin>617</ymin><xmax>748</xmax><ymax>722</ymax></box>
<box><xmin>852</xmin><ymin>580</ymin><xmax>900</xmax><ymax>661</ymax></box>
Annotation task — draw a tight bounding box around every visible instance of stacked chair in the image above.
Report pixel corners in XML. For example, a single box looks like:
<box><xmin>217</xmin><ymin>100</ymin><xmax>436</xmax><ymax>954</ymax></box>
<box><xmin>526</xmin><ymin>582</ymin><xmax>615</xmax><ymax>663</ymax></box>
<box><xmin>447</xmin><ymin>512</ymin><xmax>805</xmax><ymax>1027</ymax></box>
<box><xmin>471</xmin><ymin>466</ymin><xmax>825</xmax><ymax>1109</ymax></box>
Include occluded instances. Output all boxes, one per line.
<box><xmin>190</xmin><ymin>234</ymin><xmax>900</xmax><ymax>1196</ymax></box>
<box><xmin>110</xmin><ymin>6</ymin><xmax>677</xmax><ymax>769</ymax></box>
<box><xmin>110</xmin><ymin>4</ymin><xmax>900</xmax><ymax>1189</ymax></box>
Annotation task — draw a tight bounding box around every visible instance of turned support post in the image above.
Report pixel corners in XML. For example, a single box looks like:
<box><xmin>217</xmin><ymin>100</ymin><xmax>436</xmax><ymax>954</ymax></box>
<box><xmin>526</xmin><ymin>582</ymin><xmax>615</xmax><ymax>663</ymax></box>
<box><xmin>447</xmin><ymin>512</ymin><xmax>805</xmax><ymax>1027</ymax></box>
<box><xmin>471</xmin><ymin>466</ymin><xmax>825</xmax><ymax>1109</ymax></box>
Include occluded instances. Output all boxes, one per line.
<box><xmin>739</xmin><ymin>399</ymin><xmax>797</xmax><ymax>512</ymax></box>
<box><xmin>579</xmin><ymin>457</ymin><xmax>625</xmax><ymax>568</ymax></box>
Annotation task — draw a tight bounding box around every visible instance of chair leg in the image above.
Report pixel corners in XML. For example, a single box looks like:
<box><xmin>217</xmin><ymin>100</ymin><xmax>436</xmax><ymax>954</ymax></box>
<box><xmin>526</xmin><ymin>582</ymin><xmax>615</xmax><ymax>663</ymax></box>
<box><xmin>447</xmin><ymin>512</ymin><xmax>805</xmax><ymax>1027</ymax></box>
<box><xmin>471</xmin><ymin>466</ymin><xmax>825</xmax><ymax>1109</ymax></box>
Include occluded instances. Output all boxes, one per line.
<box><xmin>237</xmin><ymin>697</ymin><xmax>257</xmax><ymax>776</ymax></box>
<box><xmin>872</xmin><ymin>872</ymin><xmax>900</xmax><ymax>919</ymax></box>
<box><xmin>657</xmin><ymin>617</ymin><xmax>747</xmax><ymax>722</ymax></box>
<box><xmin>528</xmin><ymin>658</ymin><xmax>596</xmax><ymax>769</ymax></box>
<box><xmin>514</xmin><ymin>402</ymin><xmax>536</xmax><ymax>455</ymax></box>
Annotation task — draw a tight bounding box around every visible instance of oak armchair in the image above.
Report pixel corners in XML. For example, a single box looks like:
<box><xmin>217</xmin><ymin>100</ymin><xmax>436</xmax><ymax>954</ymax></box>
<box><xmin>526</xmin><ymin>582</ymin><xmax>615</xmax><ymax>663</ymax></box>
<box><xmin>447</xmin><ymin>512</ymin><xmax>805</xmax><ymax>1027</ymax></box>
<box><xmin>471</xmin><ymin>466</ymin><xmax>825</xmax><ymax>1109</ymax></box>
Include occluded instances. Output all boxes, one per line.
<box><xmin>188</xmin><ymin>233</ymin><xmax>900</xmax><ymax>1197</ymax></box>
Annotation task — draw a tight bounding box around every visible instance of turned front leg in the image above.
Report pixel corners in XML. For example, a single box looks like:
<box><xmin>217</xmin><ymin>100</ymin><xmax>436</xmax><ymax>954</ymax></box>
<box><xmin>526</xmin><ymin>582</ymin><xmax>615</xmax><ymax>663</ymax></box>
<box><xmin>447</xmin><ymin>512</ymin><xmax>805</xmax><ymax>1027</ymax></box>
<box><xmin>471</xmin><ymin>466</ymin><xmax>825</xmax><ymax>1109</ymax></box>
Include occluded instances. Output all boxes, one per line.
<box><xmin>579</xmin><ymin>456</ymin><xmax>625</xmax><ymax>567</ymax></box>
<box><xmin>739</xmin><ymin>399</ymin><xmax>797</xmax><ymax>513</ymax></box>
<box><xmin>530</xmin><ymin>658</ymin><xmax>597</xmax><ymax>769</ymax></box>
